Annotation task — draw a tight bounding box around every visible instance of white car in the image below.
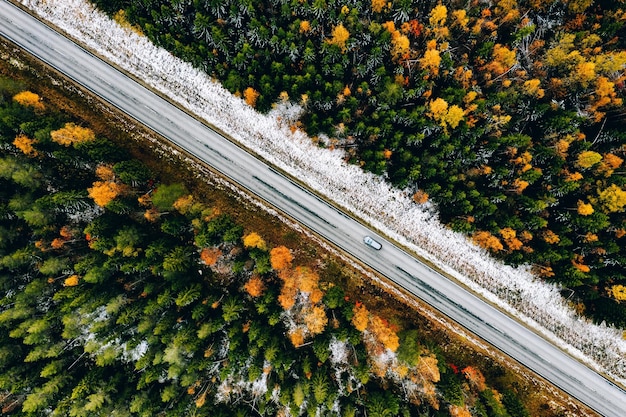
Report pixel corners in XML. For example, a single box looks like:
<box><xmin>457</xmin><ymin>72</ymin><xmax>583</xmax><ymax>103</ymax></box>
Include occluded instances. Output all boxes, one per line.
<box><xmin>363</xmin><ymin>236</ymin><xmax>382</xmax><ymax>250</ymax></box>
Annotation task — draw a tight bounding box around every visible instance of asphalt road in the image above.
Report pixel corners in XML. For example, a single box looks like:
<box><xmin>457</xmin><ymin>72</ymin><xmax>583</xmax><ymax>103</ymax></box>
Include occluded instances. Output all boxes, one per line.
<box><xmin>1</xmin><ymin>1</ymin><xmax>625</xmax><ymax>415</ymax></box>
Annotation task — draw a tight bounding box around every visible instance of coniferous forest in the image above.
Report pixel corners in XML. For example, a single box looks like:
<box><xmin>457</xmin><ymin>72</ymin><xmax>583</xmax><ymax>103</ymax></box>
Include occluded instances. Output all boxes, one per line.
<box><xmin>90</xmin><ymin>0</ymin><xmax>626</xmax><ymax>326</ymax></box>
<box><xmin>0</xmin><ymin>69</ymin><xmax>562</xmax><ymax>415</ymax></box>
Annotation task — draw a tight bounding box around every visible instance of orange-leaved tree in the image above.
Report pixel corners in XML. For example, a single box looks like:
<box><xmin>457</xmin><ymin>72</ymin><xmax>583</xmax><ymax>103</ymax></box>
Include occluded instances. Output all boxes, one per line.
<box><xmin>244</xmin><ymin>275</ymin><xmax>265</xmax><ymax>298</ymax></box>
<box><xmin>462</xmin><ymin>366</ymin><xmax>486</xmax><ymax>392</ymax></box>
<box><xmin>200</xmin><ymin>247</ymin><xmax>222</xmax><ymax>266</ymax></box>
<box><xmin>472</xmin><ymin>230</ymin><xmax>504</xmax><ymax>252</ymax></box>
<box><xmin>369</xmin><ymin>315</ymin><xmax>400</xmax><ymax>352</ymax></box>
<box><xmin>450</xmin><ymin>405</ymin><xmax>472</xmax><ymax>417</ymax></box>
<box><xmin>288</xmin><ymin>328</ymin><xmax>305</xmax><ymax>347</ymax></box>
<box><xmin>88</xmin><ymin>181</ymin><xmax>126</xmax><ymax>207</ymax></box>
<box><xmin>243</xmin><ymin>87</ymin><xmax>260</xmax><ymax>107</ymax></box>
<box><xmin>270</xmin><ymin>245</ymin><xmax>293</xmax><ymax>270</ymax></box>
<box><xmin>277</xmin><ymin>265</ymin><xmax>328</xmax><ymax>345</ymax></box>
<box><xmin>541</xmin><ymin>229</ymin><xmax>560</xmax><ymax>244</ymax></box>
<box><xmin>484</xmin><ymin>44</ymin><xmax>516</xmax><ymax>77</ymax></box>
<box><xmin>95</xmin><ymin>164</ymin><xmax>116</xmax><ymax>181</ymax></box>
<box><xmin>609</xmin><ymin>285</ymin><xmax>626</xmax><ymax>302</ymax></box>
<box><xmin>499</xmin><ymin>227</ymin><xmax>523</xmax><ymax>251</ymax></box>
<box><xmin>598</xmin><ymin>153</ymin><xmax>623</xmax><ymax>177</ymax></box>
<box><xmin>428</xmin><ymin>4</ymin><xmax>449</xmax><ymax>39</ymax></box>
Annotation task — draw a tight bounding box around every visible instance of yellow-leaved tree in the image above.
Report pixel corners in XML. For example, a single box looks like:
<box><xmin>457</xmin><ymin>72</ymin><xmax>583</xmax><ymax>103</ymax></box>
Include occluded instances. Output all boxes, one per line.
<box><xmin>303</xmin><ymin>305</ymin><xmax>328</xmax><ymax>335</ymax></box>
<box><xmin>444</xmin><ymin>104</ymin><xmax>465</xmax><ymax>129</ymax></box>
<box><xmin>64</xmin><ymin>275</ymin><xmax>80</xmax><ymax>287</ymax></box>
<box><xmin>429</xmin><ymin>97</ymin><xmax>448</xmax><ymax>123</ymax></box>
<box><xmin>51</xmin><ymin>123</ymin><xmax>96</xmax><ymax>147</ymax></box>
<box><xmin>485</xmin><ymin>44</ymin><xmax>516</xmax><ymax>76</ymax></box>
<box><xmin>576</xmin><ymin>150</ymin><xmax>602</xmax><ymax>169</ymax></box>
<box><xmin>428</xmin><ymin>4</ymin><xmax>449</xmax><ymax>39</ymax></box>
<box><xmin>243</xmin><ymin>232</ymin><xmax>267</xmax><ymax>250</ymax></box>
<box><xmin>327</xmin><ymin>24</ymin><xmax>350</xmax><ymax>52</ymax></box>
<box><xmin>588</xmin><ymin>77</ymin><xmax>623</xmax><ymax>122</ymax></box>
<box><xmin>13</xmin><ymin>134</ymin><xmax>38</xmax><ymax>157</ymax></box>
<box><xmin>13</xmin><ymin>91</ymin><xmax>45</xmax><ymax>111</ymax></box>
<box><xmin>523</xmin><ymin>79</ymin><xmax>545</xmax><ymax>98</ymax></box>
<box><xmin>383</xmin><ymin>21</ymin><xmax>411</xmax><ymax>61</ymax></box>
<box><xmin>598</xmin><ymin>184</ymin><xmax>626</xmax><ymax>213</ymax></box>
<box><xmin>420</xmin><ymin>40</ymin><xmax>441</xmax><ymax>76</ymax></box>
<box><xmin>428</xmin><ymin>97</ymin><xmax>464</xmax><ymax>130</ymax></box>
<box><xmin>577</xmin><ymin>200</ymin><xmax>594</xmax><ymax>216</ymax></box>
<box><xmin>351</xmin><ymin>303</ymin><xmax>369</xmax><ymax>332</ymax></box>
<box><xmin>371</xmin><ymin>0</ymin><xmax>387</xmax><ymax>13</ymax></box>
<box><xmin>610</xmin><ymin>285</ymin><xmax>626</xmax><ymax>302</ymax></box>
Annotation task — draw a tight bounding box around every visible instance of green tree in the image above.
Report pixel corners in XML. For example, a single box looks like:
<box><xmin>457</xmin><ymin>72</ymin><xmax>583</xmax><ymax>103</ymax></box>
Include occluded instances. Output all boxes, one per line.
<box><xmin>151</xmin><ymin>183</ymin><xmax>188</xmax><ymax>211</ymax></box>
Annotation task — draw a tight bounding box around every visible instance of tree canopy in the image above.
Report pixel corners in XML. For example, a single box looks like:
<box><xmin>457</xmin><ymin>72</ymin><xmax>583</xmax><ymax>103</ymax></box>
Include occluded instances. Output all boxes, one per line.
<box><xmin>0</xmin><ymin>78</ymin><xmax>537</xmax><ymax>416</ymax></box>
<box><xmin>90</xmin><ymin>0</ymin><xmax>626</xmax><ymax>326</ymax></box>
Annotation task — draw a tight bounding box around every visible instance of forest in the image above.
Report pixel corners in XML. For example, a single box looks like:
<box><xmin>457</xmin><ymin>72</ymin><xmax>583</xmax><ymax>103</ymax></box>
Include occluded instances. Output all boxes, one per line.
<box><xmin>88</xmin><ymin>0</ymin><xmax>626</xmax><ymax>327</ymax></box>
<box><xmin>0</xmin><ymin>74</ymin><xmax>552</xmax><ymax>415</ymax></box>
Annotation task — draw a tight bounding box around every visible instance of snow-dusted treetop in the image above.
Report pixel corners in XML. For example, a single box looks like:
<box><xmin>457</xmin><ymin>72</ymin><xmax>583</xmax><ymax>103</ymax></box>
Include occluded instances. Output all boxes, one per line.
<box><xmin>17</xmin><ymin>0</ymin><xmax>626</xmax><ymax>386</ymax></box>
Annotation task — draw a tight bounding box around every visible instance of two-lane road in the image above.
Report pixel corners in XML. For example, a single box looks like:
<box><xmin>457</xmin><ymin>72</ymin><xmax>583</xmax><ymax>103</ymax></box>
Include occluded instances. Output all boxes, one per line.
<box><xmin>1</xmin><ymin>2</ymin><xmax>625</xmax><ymax>415</ymax></box>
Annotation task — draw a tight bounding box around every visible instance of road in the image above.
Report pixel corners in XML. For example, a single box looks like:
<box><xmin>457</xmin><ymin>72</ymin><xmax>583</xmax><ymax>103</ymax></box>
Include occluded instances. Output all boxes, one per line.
<box><xmin>1</xmin><ymin>1</ymin><xmax>625</xmax><ymax>415</ymax></box>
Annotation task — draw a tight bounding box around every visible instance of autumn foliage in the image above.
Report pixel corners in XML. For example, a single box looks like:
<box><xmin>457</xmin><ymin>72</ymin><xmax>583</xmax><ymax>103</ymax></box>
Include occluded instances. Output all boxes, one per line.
<box><xmin>462</xmin><ymin>366</ymin><xmax>486</xmax><ymax>392</ymax></box>
<box><xmin>102</xmin><ymin>0</ymin><xmax>626</xmax><ymax>326</ymax></box>
<box><xmin>88</xmin><ymin>181</ymin><xmax>126</xmax><ymax>207</ymax></box>
<box><xmin>13</xmin><ymin>134</ymin><xmax>38</xmax><ymax>157</ymax></box>
<box><xmin>200</xmin><ymin>247</ymin><xmax>222</xmax><ymax>266</ymax></box>
<box><xmin>243</xmin><ymin>232</ymin><xmax>266</xmax><ymax>250</ymax></box>
<box><xmin>13</xmin><ymin>91</ymin><xmax>45</xmax><ymax>111</ymax></box>
<box><xmin>63</xmin><ymin>275</ymin><xmax>80</xmax><ymax>287</ymax></box>
<box><xmin>95</xmin><ymin>164</ymin><xmax>116</xmax><ymax>181</ymax></box>
<box><xmin>277</xmin><ymin>265</ymin><xmax>328</xmax><ymax>346</ymax></box>
<box><xmin>351</xmin><ymin>302</ymin><xmax>399</xmax><ymax>352</ymax></box>
<box><xmin>51</xmin><ymin>122</ymin><xmax>96</xmax><ymax>146</ymax></box>
<box><xmin>243</xmin><ymin>87</ymin><xmax>259</xmax><ymax>107</ymax></box>
<box><xmin>351</xmin><ymin>303</ymin><xmax>369</xmax><ymax>332</ymax></box>
<box><xmin>327</xmin><ymin>24</ymin><xmax>350</xmax><ymax>52</ymax></box>
<box><xmin>243</xmin><ymin>275</ymin><xmax>265</xmax><ymax>298</ymax></box>
<box><xmin>270</xmin><ymin>245</ymin><xmax>293</xmax><ymax>270</ymax></box>
<box><xmin>0</xmin><ymin>65</ymin><xmax>541</xmax><ymax>417</ymax></box>
<box><xmin>472</xmin><ymin>231</ymin><xmax>504</xmax><ymax>252</ymax></box>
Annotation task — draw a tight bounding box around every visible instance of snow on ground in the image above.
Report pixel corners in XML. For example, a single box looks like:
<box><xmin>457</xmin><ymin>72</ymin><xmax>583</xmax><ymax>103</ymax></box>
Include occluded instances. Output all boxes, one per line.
<box><xmin>17</xmin><ymin>0</ymin><xmax>626</xmax><ymax>385</ymax></box>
